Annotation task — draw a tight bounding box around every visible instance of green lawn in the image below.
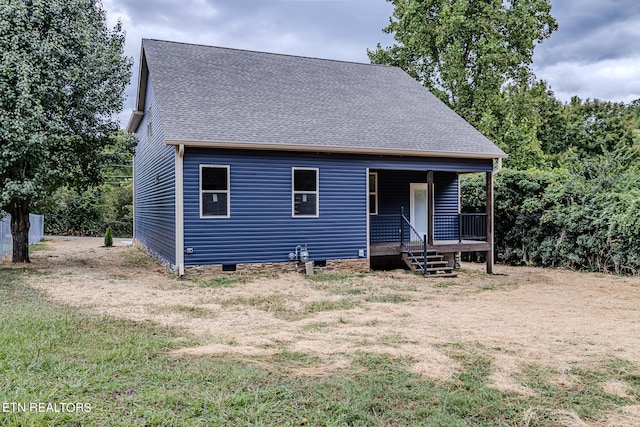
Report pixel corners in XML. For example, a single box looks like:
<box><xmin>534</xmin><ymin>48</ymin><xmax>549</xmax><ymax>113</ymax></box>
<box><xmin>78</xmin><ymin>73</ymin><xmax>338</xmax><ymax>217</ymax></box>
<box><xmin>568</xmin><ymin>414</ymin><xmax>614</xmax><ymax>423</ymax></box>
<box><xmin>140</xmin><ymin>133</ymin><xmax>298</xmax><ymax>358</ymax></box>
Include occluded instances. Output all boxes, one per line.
<box><xmin>1</xmin><ymin>267</ymin><xmax>638</xmax><ymax>426</ymax></box>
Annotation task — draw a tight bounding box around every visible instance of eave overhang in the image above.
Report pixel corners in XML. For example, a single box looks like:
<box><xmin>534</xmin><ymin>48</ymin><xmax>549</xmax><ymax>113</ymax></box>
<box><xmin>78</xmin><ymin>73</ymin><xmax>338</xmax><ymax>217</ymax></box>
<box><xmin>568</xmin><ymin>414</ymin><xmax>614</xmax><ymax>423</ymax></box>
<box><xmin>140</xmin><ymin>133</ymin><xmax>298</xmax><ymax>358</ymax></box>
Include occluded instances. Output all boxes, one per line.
<box><xmin>126</xmin><ymin>44</ymin><xmax>149</xmax><ymax>133</ymax></box>
<box><xmin>164</xmin><ymin>139</ymin><xmax>508</xmax><ymax>160</ymax></box>
<box><xmin>126</xmin><ymin>111</ymin><xmax>144</xmax><ymax>133</ymax></box>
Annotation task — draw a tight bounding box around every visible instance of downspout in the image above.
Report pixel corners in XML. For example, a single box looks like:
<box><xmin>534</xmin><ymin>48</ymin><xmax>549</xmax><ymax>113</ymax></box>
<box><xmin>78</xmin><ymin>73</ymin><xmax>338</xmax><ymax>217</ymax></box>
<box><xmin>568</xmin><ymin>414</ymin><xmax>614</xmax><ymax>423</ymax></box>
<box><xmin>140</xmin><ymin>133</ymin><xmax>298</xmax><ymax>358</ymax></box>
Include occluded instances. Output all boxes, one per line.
<box><xmin>365</xmin><ymin>168</ymin><xmax>370</xmax><ymax>266</ymax></box>
<box><xmin>132</xmin><ymin>151</ymin><xmax>136</xmax><ymax>243</ymax></box>
<box><xmin>176</xmin><ymin>144</ymin><xmax>185</xmax><ymax>276</ymax></box>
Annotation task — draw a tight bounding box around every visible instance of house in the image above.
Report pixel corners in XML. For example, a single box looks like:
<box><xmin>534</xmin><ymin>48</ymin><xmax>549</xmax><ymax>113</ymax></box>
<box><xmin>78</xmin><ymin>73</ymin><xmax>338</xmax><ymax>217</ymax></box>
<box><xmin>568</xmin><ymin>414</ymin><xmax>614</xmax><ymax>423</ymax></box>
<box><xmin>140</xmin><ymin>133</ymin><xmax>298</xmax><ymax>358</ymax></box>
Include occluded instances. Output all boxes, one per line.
<box><xmin>127</xmin><ymin>39</ymin><xmax>507</xmax><ymax>277</ymax></box>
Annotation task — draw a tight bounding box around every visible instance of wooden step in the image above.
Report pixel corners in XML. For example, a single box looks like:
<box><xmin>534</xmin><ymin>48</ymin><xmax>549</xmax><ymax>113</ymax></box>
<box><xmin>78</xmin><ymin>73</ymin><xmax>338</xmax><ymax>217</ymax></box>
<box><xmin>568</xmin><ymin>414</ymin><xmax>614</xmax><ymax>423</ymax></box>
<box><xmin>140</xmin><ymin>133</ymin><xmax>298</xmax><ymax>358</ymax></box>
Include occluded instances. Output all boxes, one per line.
<box><xmin>426</xmin><ymin>260</ymin><xmax>449</xmax><ymax>267</ymax></box>
<box><xmin>402</xmin><ymin>251</ymin><xmax>457</xmax><ymax>278</ymax></box>
<box><xmin>425</xmin><ymin>272</ymin><xmax>458</xmax><ymax>278</ymax></box>
<box><xmin>409</xmin><ymin>259</ymin><xmax>448</xmax><ymax>266</ymax></box>
<box><xmin>427</xmin><ymin>267</ymin><xmax>453</xmax><ymax>274</ymax></box>
<box><xmin>403</xmin><ymin>251</ymin><xmax>439</xmax><ymax>256</ymax></box>
<box><xmin>409</xmin><ymin>264</ymin><xmax>455</xmax><ymax>273</ymax></box>
<box><xmin>425</xmin><ymin>266</ymin><xmax>457</xmax><ymax>278</ymax></box>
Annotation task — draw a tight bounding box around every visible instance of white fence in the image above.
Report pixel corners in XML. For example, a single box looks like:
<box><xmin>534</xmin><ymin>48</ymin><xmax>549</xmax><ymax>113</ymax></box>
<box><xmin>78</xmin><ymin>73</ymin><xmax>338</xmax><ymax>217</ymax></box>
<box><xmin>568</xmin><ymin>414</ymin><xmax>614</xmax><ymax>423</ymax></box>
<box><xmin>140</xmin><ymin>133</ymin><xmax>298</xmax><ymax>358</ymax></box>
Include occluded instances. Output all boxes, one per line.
<box><xmin>0</xmin><ymin>214</ymin><xmax>45</xmax><ymax>259</ymax></box>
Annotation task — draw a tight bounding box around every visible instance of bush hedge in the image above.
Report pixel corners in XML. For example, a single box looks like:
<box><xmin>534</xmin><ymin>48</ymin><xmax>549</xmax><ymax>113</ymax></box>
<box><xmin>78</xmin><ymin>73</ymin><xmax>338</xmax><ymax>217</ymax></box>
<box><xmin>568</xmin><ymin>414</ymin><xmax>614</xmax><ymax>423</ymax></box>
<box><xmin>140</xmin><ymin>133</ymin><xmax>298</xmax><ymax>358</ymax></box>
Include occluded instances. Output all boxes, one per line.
<box><xmin>40</xmin><ymin>184</ymin><xmax>132</xmax><ymax>238</ymax></box>
<box><xmin>462</xmin><ymin>152</ymin><xmax>640</xmax><ymax>274</ymax></box>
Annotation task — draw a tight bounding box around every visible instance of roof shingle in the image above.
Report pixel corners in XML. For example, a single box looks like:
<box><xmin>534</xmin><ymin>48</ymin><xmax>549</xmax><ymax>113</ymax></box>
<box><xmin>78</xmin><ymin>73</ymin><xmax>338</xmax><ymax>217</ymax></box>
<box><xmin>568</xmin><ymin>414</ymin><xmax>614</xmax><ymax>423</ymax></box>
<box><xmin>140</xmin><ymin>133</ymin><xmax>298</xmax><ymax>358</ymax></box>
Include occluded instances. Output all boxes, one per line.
<box><xmin>138</xmin><ymin>39</ymin><xmax>506</xmax><ymax>158</ymax></box>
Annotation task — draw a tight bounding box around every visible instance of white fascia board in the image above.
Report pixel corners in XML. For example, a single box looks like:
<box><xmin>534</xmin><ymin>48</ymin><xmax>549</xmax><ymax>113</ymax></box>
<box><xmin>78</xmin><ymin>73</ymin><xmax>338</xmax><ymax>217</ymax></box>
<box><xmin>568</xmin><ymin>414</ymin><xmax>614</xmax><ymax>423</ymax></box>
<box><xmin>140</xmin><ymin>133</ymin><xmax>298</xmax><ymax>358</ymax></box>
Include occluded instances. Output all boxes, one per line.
<box><xmin>127</xmin><ymin>111</ymin><xmax>144</xmax><ymax>133</ymax></box>
<box><xmin>164</xmin><ymin>139</ymin><xmax>508</xmax><ymax>160</ymax></box>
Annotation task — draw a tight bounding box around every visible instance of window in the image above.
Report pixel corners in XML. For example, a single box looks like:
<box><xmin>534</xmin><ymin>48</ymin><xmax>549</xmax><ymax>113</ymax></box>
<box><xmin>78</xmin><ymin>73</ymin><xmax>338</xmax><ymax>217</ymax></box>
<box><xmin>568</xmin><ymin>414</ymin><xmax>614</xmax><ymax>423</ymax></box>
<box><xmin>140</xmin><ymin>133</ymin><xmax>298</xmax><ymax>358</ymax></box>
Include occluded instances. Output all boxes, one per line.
<box><xmin>200</xmin><ymin>165</ymin><xmax>230</xmax><ymax>218</ymax></box>
<box><xmin>369</xmin><ymin>172</ymin><xmax>378</xmax><ymax>215</ymax></box>
<box><xmin>292</xmin><ymin>168</ymin><xmax>318</xmax><ymax>217</ymax></box>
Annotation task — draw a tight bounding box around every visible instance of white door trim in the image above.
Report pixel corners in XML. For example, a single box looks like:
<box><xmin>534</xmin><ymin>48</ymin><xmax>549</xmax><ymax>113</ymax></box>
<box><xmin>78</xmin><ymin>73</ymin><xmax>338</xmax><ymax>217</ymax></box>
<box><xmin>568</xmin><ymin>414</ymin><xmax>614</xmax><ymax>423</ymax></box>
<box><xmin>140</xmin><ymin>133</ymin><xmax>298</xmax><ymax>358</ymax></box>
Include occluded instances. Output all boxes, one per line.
<box><xmin>409</xmin><ymin>183</ymin><xmax>428</xmax><ymax>239</ymax></box>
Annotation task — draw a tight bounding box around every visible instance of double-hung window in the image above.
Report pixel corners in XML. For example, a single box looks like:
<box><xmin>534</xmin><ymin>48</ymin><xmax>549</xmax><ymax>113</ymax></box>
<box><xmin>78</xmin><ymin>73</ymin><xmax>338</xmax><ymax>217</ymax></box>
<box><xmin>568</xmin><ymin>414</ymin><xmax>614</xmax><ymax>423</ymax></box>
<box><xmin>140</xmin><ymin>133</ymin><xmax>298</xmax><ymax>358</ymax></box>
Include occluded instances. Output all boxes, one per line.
<box><xmin>292</xmin><ymin>167</ymin><xmax>318</xmax><ymax>217</ymax></box>
<box><xmin>200</xmin><ymin>165</ymin><xmax>230</xmax><ymax>218</ymax></box>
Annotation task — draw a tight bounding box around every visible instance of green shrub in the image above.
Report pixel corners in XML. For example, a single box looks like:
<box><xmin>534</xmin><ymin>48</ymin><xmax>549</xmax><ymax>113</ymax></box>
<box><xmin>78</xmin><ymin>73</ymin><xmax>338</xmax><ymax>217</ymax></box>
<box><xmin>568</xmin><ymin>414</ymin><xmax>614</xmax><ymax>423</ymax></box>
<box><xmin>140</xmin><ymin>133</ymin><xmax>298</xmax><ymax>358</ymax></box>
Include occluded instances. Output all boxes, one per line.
<box><xmin>104</xmin><ymin>227</ymin><xmax>113</xmax><ymax>247</ymax></box>
<box><xmin>37</xmin><ymin>184</ymin><xmax>132</xmax><ymax>237</ymax></box>
<box><xmin>462</xmin><ymin>152</ymin><xmax>640</xmax><ymax>274</ymax></box>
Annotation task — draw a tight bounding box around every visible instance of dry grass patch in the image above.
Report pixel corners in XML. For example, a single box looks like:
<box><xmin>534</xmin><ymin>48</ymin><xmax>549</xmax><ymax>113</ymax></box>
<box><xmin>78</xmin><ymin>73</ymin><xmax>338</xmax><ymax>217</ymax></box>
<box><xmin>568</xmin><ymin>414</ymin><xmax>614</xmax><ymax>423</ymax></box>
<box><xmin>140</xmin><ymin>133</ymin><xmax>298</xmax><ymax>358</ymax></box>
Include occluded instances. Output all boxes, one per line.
<box><xmin>8</xmin><ymin>237</ymin><xmax>640</xmax><ymax>425</ymax></box>
<box><xmin>20</xmin><ymin>239</ymin><xmax>640</xmax><ymax>374</ymax></box>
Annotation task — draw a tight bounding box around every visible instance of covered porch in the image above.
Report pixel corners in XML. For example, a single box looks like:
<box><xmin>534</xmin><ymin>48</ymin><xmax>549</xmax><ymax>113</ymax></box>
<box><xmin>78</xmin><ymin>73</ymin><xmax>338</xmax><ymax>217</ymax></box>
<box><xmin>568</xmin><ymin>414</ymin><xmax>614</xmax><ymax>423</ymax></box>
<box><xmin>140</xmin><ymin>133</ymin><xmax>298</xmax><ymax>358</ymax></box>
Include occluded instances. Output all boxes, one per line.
<box><xmin>368</xmin><ymin>169</ymin><xmax>495</xmax><ymax>274</ymax></box>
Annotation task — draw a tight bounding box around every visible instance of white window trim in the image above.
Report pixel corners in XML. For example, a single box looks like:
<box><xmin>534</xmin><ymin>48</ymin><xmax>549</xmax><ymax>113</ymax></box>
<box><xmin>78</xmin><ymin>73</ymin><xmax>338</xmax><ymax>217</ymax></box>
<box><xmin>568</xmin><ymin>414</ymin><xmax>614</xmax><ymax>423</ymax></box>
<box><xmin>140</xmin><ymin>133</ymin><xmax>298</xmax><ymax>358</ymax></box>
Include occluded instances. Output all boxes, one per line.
<box><xmin>369</xmin><ymin>172</ymin><xmax>378</xmax><ymax>215</ymax></box>
<box><xmin>292</xmin><ymin>167</ymin><xmax>319</xmax><ymax>218</ymax></box>
<box><xmin>200</xmin><ymin>164</ymin><xmax>230</xmax><ymax>219</ymax></box>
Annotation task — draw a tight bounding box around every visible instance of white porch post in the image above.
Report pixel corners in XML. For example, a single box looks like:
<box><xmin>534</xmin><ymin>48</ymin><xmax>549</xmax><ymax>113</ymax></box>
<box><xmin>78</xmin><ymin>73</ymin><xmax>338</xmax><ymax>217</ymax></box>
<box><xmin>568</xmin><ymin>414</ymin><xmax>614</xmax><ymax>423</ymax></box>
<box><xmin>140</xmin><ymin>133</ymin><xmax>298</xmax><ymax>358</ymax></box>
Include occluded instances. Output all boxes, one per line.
<box><xmin>427</xmin><ymin>170</ymin><xmax>434</xmax><ymax>246</ymax></box>
<box><xmin>486</xmin><ymin>171</ymin><xmax>494</xmax><ymax>274</ymax></box>
<box><xmin>175</xmin><ymin>144</ymin><xmax>185</xmax><ymax>276</ymax></box>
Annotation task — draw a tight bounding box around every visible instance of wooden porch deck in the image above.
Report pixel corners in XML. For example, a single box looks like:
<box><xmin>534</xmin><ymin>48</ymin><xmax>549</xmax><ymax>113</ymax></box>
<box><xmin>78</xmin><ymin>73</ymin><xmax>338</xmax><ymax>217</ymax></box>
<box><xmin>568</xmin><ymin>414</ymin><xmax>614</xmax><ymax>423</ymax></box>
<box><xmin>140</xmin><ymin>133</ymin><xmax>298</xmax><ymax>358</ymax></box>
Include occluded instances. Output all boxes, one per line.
<box><xmin>370</xmin><ymin>240</ymin><xmax>491</xmax><ymax>257</ymax></box>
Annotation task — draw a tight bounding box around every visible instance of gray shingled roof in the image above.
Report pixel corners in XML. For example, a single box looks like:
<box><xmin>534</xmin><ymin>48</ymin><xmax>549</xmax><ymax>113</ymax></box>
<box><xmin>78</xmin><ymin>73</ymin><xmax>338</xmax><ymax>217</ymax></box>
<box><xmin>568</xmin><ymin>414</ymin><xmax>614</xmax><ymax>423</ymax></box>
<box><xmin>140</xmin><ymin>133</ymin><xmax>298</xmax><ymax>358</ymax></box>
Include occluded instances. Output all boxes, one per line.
<box><xmin>136</xmin><ymin>39</ymin><xmax>506</xmax><ymax>158</ymax></box>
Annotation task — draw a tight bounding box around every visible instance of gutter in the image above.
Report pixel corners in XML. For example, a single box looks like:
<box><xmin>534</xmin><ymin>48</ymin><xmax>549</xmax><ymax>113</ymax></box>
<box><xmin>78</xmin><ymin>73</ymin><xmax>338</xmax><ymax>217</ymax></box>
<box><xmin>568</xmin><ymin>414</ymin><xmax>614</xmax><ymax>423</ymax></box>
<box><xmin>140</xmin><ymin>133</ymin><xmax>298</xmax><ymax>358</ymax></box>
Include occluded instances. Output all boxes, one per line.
<box><xmin>175</xmin><ymin>144</ymin><xmax>185</xmax><ymax>276</ymax></box>
<box><xmin>164</xmin><ymin>139</ymin><xmax>508</xmax><ymax>160</ymax></box>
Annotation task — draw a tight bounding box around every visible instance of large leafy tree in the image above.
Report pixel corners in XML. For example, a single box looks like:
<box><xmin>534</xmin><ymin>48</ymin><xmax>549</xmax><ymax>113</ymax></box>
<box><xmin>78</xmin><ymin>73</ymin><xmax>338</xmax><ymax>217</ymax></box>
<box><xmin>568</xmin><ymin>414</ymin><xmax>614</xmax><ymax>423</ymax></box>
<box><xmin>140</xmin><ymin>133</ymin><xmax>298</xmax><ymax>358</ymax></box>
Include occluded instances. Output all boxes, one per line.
<box><xmin>368</xmin><ymin>0</ymin><xmax>557</xmax><ymax>130</ymax></box>
<box><xmin>0</xmin><ymin>0</ymin><xmax>131</xmax><ymax>262</ymax></box>
<box><xmin>475</xmin><ymin>79</ymin><xmax>551</xmax><ymax>168</ymax></box>
<box><xmin>557</xmin><ymin>97</ymin><xmax>636</xmax><ymax>157</ymax></box>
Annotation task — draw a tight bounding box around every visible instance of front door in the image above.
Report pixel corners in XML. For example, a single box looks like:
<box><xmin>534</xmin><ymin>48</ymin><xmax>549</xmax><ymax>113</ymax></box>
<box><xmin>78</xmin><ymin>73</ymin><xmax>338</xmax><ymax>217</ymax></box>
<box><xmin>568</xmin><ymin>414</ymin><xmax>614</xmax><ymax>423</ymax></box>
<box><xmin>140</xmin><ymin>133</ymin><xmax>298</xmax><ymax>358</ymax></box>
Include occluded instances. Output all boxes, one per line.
<box><xmin>410</xmin><ymin>183</ymin><xmax>428</xmax><ymax>239</ymax></box>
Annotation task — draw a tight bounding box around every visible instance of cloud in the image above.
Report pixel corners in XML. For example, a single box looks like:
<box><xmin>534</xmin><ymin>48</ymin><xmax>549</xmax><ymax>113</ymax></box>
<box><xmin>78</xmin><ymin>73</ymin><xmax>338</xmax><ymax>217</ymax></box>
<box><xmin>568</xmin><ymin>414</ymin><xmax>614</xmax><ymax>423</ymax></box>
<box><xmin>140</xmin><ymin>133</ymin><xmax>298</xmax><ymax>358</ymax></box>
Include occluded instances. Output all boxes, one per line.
<box><xmin>536</xmin><ymin>56</ymin><xmax>640</xmax><ymax>103</ymax></box>
<box><xmin>110</xmin><ymin>0</ymin><xmax>392</xmax><ymax>60</ymax></box>
<box><xmin>532</xmin><ymin>0</ymin><xmax>640</xmax><ymax>103</ymax></box>
<box><xmin>537</xmin><ymin>0</ymin><xmax>640</xmax><ymax>66</ymax></box>
<box><xmin>106</xmin><ymin>0</ymin><xmax>640</xmax><ymax>126</ymax></box>
<box><xmin>106</xmin><ymin>0</ymin><xmax>394</xmax><ymax>126</ymax></box>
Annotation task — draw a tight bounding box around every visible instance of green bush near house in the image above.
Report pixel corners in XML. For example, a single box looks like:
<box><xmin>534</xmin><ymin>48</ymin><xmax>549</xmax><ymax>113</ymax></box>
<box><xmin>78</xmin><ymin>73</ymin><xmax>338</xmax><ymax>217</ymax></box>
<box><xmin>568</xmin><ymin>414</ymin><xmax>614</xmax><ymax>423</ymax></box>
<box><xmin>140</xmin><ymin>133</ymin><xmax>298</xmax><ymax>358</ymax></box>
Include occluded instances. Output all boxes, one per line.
<box><xmin>462</xmin><ymin>152</ymin><xmax>640</xmax><ymax>274</ymax></box>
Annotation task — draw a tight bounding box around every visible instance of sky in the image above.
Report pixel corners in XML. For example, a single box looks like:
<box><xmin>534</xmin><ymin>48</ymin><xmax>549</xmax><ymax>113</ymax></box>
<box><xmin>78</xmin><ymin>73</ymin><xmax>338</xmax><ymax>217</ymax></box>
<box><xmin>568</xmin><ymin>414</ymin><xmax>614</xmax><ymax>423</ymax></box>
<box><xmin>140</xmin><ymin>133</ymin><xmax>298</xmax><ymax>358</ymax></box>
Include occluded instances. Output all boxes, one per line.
<box><xmin>103</xmin><ymin>0</ymin><xmax>640</xmax><ymax>127</ymax></box>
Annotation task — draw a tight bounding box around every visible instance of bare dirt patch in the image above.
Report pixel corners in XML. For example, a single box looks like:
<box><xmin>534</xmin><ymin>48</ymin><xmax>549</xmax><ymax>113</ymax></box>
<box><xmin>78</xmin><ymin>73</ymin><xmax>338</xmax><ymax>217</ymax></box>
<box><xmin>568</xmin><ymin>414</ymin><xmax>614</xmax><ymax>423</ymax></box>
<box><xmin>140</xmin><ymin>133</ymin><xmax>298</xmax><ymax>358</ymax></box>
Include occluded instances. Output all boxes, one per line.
<box><xmin>10</xmin><ymin>237</ymin><xmax>640</xmax><ymax>393</ymax></box>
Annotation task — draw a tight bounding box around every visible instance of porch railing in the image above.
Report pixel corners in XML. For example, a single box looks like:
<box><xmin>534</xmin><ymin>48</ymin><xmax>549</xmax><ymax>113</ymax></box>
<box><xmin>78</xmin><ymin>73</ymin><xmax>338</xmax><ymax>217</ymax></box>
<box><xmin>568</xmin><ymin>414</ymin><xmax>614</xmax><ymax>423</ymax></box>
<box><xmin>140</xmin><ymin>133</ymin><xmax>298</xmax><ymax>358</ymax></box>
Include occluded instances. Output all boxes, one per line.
<box><xmin>370</xmin><ymin>214</ymin><xmax>402</xmax><ymax>243</ymax></box>
<box><xmin>460</xmin><ymin>213</ymin><xmax>487</xmax><ymax>241</ymax></box>
<box><xmin>370</xmin><ymin>212</ymin><xmax>487</xmax><ymax>243</ymax></box>
<box><xmin>400</xmin><ymin>208</ymin><xmax>427</xmax><ymax>276</ymax></box>
<box><xmin>434</xmin><ymin>213</ymin><xmax>488</xmax><ymax>242</ymax></box>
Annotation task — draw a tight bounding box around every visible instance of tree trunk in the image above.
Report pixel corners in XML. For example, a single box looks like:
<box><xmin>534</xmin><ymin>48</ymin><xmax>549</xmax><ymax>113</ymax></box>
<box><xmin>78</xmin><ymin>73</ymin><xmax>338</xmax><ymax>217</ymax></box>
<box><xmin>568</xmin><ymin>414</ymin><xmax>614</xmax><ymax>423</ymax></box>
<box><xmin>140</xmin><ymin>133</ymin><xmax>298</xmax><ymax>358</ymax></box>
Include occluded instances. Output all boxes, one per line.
<box><xmin>7</xmin><ymin>202</ymin><xmax>30</xmax><ymax>263</ymax></box>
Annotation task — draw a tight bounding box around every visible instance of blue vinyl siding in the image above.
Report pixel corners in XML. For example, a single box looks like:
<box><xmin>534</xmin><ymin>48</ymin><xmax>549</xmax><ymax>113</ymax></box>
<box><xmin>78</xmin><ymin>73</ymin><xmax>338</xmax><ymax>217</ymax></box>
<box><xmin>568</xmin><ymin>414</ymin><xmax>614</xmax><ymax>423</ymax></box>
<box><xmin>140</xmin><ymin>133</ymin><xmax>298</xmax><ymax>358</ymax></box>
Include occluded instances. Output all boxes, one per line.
<box><xmin>377</xmin><ymin>170</ymin><xmax>425</xmax><ymax>216</ymax></box>
<box><xmin>181</xmin><ymin>149</ymin><xmax>484</xmax><ymax>266</ymax></box>
<box><xmin>375</xmin><ymin>171</ymin><xmax>458</xmax><ymax>214</ymax></box>
<box><xmin>183</xmin><ymin>149</ymin><xmax>367</xmax><ymax>265</ymax></box>
<box><xmin>434</xmin><ymin>172</ymin><xmax>459</xmax><ymax>240</ymax></box>
<box><xmin>133</xmin><ymin>77</ymin><xmax>176</xmax><ymax>265</ymax></box>
<box><xmin>374</xmin><ymin>170</ymin><xmax>459</xmax><ymax>240</ymax></box>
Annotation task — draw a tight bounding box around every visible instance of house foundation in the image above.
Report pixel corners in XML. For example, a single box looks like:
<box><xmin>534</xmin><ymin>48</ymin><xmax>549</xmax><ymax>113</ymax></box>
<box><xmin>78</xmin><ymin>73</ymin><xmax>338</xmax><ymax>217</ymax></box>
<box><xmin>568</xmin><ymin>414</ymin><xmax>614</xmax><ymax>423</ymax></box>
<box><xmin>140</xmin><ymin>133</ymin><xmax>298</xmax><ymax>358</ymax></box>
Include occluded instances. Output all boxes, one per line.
<box><xmin>133</xmin><ymin>239</ymin><xmax>176</xmax><ymax>272</ymax></box>
<box><xmin>184</xmin><ymin>258</ymin><xmax>370</xmax><ymax>276</ymax></box>
<box><xmin>135</xmin><ymin>238</ymin><xmax>370</xmax><ymax>276</ymax></box>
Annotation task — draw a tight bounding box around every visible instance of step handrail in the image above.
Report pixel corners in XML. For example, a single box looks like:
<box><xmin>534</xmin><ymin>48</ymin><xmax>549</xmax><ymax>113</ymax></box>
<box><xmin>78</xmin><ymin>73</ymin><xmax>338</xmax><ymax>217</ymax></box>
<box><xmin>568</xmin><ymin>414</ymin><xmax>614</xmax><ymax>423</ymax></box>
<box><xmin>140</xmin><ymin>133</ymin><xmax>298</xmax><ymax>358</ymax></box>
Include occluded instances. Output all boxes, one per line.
<box><xmin>400</xmin><ymin>208</ymin><xmax>427</xmax><ymax>276</ymax></box>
